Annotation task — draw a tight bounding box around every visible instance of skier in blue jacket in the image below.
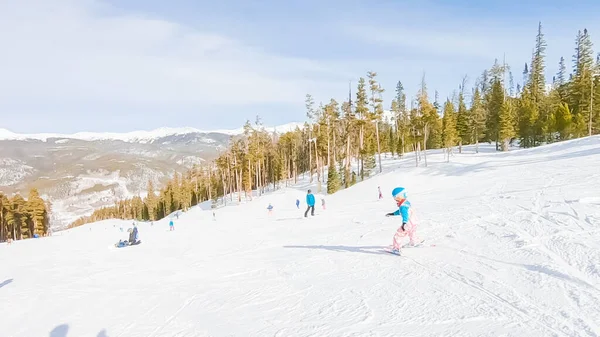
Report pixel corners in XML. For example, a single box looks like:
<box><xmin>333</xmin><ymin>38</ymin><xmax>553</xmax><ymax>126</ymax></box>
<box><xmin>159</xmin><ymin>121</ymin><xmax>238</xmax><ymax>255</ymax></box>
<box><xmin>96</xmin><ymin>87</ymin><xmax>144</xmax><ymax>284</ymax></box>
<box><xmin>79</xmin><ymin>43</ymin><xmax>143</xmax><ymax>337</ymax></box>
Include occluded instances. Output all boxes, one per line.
<box><xmin>385</xmin><ymin>187</ymin><xmax>418</xmax><ymax>254</ymax></box>
<box><xmin>304</xmin><ymin>189</ymin><xmax>315</xmax><ymax>217</ymax></box>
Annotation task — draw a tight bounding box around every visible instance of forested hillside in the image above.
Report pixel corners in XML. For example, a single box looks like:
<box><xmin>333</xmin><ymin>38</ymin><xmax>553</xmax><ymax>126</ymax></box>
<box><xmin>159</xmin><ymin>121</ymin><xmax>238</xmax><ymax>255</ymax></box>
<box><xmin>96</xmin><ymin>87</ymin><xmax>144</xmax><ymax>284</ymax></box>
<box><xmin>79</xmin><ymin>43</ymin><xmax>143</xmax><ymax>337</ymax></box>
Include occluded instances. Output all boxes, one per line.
<box><xmin>70</xmin><ymin>23</ymin><xmax>600</xmax><ymax>228</ymax></box>
<box><xmin>0</xmin><ymin>189</ymin><xmax>50</xmax><ymax>242</ymax></box>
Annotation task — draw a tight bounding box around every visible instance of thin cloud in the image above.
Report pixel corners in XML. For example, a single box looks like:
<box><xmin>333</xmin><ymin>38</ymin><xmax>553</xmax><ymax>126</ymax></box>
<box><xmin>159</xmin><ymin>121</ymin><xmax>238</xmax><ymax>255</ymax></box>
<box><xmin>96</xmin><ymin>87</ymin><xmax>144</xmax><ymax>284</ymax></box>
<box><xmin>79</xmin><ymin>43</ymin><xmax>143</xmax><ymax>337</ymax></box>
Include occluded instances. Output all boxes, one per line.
<box><xmin>0</xmin><ymin>0</ymin><xmax>342</xmax><ymax>112</ymax></box>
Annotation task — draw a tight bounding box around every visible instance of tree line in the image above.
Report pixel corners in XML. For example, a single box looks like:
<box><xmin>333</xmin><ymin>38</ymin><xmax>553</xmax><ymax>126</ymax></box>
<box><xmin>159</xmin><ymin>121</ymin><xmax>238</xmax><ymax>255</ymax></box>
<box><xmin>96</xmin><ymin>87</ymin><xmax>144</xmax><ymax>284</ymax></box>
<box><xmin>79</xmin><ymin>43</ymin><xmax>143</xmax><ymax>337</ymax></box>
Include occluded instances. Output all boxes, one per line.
<box><xmin>0</xmin><ymin>189</ymin><xmax>51</xmax><ymax>242</ymax></box>
<box><xmin>68</xmin><ymin>22</ymin><xmax>599</xmax><ymax>228</ymax></box>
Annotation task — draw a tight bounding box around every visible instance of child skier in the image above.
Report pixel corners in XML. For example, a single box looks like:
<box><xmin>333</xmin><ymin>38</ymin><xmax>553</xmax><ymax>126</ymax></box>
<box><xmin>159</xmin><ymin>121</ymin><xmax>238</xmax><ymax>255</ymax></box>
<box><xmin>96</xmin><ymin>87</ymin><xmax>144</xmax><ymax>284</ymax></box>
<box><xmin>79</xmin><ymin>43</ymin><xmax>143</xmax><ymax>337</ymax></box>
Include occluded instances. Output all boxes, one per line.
<box><xmin>267</xmin><ymin>203</ymin><xmax>274</xmax><ymax>215</ymax></box>
<box><xmin>385</xmin><ymin>187</ymin><xmax>419</xmax><ymax>255</ymax></box>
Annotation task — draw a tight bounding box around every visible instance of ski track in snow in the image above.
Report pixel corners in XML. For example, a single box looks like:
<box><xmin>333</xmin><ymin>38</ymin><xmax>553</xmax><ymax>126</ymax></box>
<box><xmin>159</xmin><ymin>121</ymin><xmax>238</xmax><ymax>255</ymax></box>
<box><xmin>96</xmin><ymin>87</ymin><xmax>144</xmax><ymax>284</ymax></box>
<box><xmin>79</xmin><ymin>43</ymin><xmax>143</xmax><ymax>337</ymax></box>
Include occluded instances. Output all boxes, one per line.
<box><xmin>2</xmin><ymin>138</ymin><xmax>600</xmax><ymax>337</ymax></box>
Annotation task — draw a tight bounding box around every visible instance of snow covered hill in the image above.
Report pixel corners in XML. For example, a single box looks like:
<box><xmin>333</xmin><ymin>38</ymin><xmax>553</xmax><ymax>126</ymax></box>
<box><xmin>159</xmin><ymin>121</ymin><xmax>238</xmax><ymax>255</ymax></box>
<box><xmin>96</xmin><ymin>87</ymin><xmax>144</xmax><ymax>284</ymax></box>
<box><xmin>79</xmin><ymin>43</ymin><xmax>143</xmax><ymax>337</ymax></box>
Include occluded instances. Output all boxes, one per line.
<box><xmin>2</xmin><ymin>137</ymin><xmax>600</xmax><ymax>336</ymax></box>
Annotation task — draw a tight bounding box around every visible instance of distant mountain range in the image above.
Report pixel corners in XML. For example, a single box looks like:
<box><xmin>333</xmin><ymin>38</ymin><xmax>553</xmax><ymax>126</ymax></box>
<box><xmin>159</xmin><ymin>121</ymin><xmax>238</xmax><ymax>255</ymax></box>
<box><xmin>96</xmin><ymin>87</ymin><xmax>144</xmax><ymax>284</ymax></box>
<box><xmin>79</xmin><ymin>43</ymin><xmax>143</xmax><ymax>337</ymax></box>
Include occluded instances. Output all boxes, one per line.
<box><xmin>0</xmin><ymin>122</ymin><xmax>305</xmax><ymax>143</ymax></box>
<box><xmin>0</xmin><ymin>122</ymin><xmax>304</xmax><ymax>230</ymax></box>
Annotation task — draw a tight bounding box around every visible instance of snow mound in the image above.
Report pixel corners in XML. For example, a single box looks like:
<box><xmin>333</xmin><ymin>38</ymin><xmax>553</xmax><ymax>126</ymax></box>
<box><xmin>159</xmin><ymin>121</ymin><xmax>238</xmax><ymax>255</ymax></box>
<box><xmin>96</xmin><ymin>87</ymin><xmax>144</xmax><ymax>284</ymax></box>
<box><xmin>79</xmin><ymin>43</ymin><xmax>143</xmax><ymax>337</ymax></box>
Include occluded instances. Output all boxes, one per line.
<box><xmin>2</xmin><ymin>137</ymin><xmax>600</xmax><ymax>336</ymax></box>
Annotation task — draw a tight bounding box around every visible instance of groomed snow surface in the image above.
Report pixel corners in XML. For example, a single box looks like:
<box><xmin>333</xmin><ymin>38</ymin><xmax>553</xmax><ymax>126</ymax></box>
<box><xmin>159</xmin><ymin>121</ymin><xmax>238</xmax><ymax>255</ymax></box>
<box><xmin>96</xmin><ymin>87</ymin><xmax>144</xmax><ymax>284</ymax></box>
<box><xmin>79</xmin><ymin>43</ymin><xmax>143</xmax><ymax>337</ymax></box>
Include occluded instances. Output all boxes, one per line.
<box><xmin>2</xmin><ymin>137</ymin><xmax>600</xmax><ymax>337</ymax></box>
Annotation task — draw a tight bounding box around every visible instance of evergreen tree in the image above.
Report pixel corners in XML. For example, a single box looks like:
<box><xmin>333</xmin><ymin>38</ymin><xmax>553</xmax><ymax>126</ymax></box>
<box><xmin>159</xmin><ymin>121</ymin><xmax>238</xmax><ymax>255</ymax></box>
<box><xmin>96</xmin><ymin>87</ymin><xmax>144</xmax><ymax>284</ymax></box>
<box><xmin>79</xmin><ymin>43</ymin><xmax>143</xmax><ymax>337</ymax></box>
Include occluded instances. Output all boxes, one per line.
<box><xmin>456</xmin><ymin>78</ymin><xmax>470</xmax><ymax>153</ymax></box>
<box><xmin>499</xmin><ymin>100</ymin><xmax>516</xmax><ymax>151</ymax></box>
<box><xmin>367</xmin><ymin>71</ymin><xmax>385</xmax><ymax>173</ymax></box>
<box><xmin>26</xmin><ymin>189</ymin><xmax>48</xmax><ymax>236</ymax></box>
<box><xmin>327</xmin><ymin>165</ymin><xmax>341</xmax><ymax>194</ymax></box>
<box><xmin>470</xmin><ymin>87</ymin><xmax>486</xmax><ymax>153</ymax></box>
<box><xmin>442</xmin><ymin>99</ymin><xmax>458</xmax><ymax>161</ymax></box>
<box><xmin>487</xmin><ymin>79</ymin><xmax>505</xmax><ymax>148</ymax></box>
<box><xmin>554</xmin><ymin>102</ymin><xmax>573</xmax><ymax>140</ymax></box>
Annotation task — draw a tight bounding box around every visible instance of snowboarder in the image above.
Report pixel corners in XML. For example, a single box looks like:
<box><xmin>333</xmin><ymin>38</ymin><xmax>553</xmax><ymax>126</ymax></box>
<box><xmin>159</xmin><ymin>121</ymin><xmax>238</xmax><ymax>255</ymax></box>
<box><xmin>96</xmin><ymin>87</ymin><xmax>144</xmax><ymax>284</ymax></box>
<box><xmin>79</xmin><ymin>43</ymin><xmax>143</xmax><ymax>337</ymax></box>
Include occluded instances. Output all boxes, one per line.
<box><xmin>129</xmin><ymin>225</ymin><xmax>140</xmax><ymax>244</ymax></box>
<box><xmin>267</xmin><ymin>203</ymin><xmax>274</xmax><ymax>215</ymax></box>
<box><xmin>295</xmin><ymin>199</ymin><xmax>300</xmax><ymax>209</ymax></box>
<box><xmin>116</xmin><ymin>226</ymin><xmax>141</xmax><ymax>247</ymax></box>
<box><xmin>304</xmin><ymin>189</ymin><xmax>315</xmax><ymax>217</ymax></box>
<box><xmin>385</xmin><ymin>187</ymin><xmax>418</xmax><ymax>255</ymax></box>
<box><xmin>169</xmin><ymin>219</ymin><xmax>175</xmax><ymax>231</ymax></box>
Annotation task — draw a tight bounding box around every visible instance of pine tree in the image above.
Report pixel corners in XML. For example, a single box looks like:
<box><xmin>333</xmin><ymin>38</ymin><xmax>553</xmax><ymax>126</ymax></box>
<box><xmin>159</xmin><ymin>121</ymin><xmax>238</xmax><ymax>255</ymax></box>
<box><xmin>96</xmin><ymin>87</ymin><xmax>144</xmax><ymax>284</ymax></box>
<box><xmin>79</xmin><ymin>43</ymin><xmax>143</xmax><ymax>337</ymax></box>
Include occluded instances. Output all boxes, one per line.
<box><xmin>554</xmin><ymin>102</ymin><xmax>573</xmax><ymax>140</ymax></box>
<box><xmin>487</xmin><ymin>79</ymin><xmax>505</xmax><ymax>149</ymax></box>
<box><xmin>355</xmin><ymin>77</ymin><xmax>369</xmax><ymax>180</ymax></box>
<box><xmin>146</xmin><ymin>180</ymin><xmax>157</xmax><ymax>221</ymax></box>
<box><xmin>26</xmin><ymin>189</ymin><xmax>47</xmax><ymax>236</ymax></box>
<box><xmin>570</xmin><ymin>28</ymin><xmax>595</xmax><ymax>134</ymax></box>
<box><xmin>456</xmin><ymin>77</ymin><xmax>470</xmax><ymax>153</ymax></box>
<box><xmin>367</xmin><ymin>71</ymin><xmax>385</xmax><ymax>173</ymax></box>
<box><xmin>529</xmin><ymin>22</ymin><xmax>547</xmax><ymax>103</ymax></box>
<box><xmin>470</xmin><ymin>87</ymin><xmax>486</xmax><ymax>153</ymax></box>
<box><xmin>327</xmin><ymin>165</ymin><xmax>341</xmax><ymax>194</ymax></box>
<box><xmin>499</xmin><ymin>100</ymin><xmax>516</xmax><ymax>151</ymax></box>
<box><xmin>442</xmin><ymin>99</ymin><xmax>458</xmax><ymax>161</ymax></box>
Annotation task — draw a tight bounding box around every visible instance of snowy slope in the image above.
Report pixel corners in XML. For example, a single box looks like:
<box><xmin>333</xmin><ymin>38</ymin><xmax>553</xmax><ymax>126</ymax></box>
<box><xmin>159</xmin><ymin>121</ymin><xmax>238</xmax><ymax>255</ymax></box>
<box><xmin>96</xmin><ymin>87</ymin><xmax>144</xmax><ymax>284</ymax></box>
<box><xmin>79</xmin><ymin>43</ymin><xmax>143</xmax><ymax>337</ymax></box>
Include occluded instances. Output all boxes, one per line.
<box><xmin>0</xmin><ymin>122</ymin><xmax>304</xmax><ymax>143</ymax></box>
<box><xmin>2</xmin><ymin>137</ymin><xmax>600</xmax><ymax>337</ymax></box>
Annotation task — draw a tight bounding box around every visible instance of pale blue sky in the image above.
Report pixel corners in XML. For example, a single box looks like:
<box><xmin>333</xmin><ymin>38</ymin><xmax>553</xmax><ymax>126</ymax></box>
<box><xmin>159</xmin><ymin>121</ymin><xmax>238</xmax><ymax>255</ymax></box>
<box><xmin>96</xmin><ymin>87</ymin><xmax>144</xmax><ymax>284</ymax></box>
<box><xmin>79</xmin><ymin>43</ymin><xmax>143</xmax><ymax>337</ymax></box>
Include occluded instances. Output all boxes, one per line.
<box><xmin>1</xmin><ymin>0</ymin><xmax>600</xmax><ymax>133</ymax></box>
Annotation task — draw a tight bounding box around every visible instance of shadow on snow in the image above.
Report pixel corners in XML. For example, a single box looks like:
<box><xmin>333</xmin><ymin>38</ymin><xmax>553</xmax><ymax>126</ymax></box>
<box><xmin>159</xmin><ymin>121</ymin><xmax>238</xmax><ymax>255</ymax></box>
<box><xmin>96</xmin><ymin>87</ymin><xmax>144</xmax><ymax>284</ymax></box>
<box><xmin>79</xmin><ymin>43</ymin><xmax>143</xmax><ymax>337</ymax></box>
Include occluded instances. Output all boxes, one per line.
<box><xmin>283</xmin><ymin>245</ymin><xmax>389</xmax><ymax>256</ymax></box>
<box><xmin>50</xmin><ymin>324</ymin><xmax>109</xmax><ymax>337</ymax></box>
<box><xmin>0</xmin><ymin>278</ymin><xmax>13</xmax><ymax>289</ymax></box>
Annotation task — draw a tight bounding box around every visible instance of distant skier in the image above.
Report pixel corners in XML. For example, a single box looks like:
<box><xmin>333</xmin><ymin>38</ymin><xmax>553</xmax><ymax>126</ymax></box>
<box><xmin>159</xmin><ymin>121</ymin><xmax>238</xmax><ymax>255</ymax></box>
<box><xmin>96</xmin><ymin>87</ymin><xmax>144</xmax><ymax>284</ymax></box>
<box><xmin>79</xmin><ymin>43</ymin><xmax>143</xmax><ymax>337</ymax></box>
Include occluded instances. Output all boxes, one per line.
<box><xmin>321</xmin><ymin>198</ymin><xmax>326</xmax><ymax>210</ymax></box>
<box><xmin>378</xmin><ymin>186</ymin><xmax>383</xmax><ymax>200</ymax></box>
<box><xmin>295</xmin><ymin>199</ymin><xmax>300</xmax><ymax>209</ymax></box>
<box><xmin>385</xmin><ymin>187</ymin><xmax>418</xmax><ymax>255</ymax></box>
<box><xmin>267</xmin><ymin>203</ymin><xmax>274</xmax><ymax>215</ymax></box>
<box><xmin>304</xmin><ymin>189</ymin><xmax>315</xmax><ymax>217</ymax></box>
<box><xmin>169</xmin><ymin>219</ymin><xmax>175</xmax><ymax>231</ymax></box>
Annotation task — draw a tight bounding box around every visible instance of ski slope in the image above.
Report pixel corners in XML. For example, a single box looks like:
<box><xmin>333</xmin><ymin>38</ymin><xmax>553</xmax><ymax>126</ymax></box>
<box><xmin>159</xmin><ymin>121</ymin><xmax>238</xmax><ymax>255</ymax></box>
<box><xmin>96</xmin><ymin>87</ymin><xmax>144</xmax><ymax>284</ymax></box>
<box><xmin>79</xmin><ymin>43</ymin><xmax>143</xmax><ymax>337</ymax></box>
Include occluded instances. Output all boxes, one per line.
<box><xmin>2</xmin><ymin>138</ymin><xmax>600</xmax><ymax>337</ymax></box>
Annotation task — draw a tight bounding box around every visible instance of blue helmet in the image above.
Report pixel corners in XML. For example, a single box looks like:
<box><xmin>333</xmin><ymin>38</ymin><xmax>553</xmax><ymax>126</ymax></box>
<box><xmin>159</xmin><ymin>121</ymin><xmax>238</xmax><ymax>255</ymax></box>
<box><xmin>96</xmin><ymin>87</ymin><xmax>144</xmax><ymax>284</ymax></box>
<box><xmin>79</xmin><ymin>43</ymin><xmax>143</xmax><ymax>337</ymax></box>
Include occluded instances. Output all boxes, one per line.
<box><xmin>391</xmin><ymin>187</ymin><xmax>407</xmax><ymax>199</ymax></box>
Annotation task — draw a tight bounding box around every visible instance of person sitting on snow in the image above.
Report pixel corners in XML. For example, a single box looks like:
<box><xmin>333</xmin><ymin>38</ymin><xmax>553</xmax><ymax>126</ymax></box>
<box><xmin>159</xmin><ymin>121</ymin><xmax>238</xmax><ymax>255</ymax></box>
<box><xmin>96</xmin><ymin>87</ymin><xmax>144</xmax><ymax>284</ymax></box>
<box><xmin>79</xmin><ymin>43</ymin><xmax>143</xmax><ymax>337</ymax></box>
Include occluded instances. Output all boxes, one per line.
<box><xmin>128</xmin><ymin>226</ymin><xmax>140</xmax><ymax>244</ymax></box>
<box><xmin>385</xmin><ymin>187</ymin><xmax>419</xmax><ymax>254</ymax></box>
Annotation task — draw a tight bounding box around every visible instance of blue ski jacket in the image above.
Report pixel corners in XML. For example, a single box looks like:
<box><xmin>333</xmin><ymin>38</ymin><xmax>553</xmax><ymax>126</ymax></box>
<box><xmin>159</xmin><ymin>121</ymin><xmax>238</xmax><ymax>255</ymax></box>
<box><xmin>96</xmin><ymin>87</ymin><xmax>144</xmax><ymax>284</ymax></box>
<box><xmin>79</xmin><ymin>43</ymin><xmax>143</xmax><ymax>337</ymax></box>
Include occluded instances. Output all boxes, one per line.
<box><xmin>306</xmin><ymin>193</ymin><xmax>315</xmax><ymax>206</ymax></box>
<box><xmin>393</xmin><ymin>200</ymin><xmax>411</xmax><ymax>224</ymax></box>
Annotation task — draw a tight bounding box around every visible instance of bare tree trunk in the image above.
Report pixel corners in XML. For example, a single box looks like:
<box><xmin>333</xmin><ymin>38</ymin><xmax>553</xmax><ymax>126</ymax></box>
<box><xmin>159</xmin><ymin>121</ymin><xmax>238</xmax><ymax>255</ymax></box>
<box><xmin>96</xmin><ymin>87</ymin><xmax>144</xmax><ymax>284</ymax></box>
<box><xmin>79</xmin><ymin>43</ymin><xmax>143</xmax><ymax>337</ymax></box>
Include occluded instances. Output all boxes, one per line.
<box><xmin>247</xmin><ymin>159</ymin><xmax>251</xmax><ymax>200</ymax></box>
<box><xmin>423</xmin><ymin>126</ymin><xmax>429</xmax><ymax>167</ymax></box>
<box><xmin>208</xmin><ymin>167</ymin><xmax>212</xmax><ymax>200</ymax></box>
<box><xmin>221</xmin><ymin>170</ymin><xmax>227</xmax><ymax>205</ymax></box>
<box><xmin>375</xmin><ymin>121</ymin><xmax>382</xmax><ymax>173</ymax></box>
<box><xmin>255</xmin><ymin>163</ymin><xmax>260</xmax><ymax>196</ymax></box>
<box><xmin>327</xmin><ymin>121</ymin><xmax>331</xmax><ymax>167</ymax></box>
<box><xmin>414</xmin><ymin>143</ymin><xmax>419</xmax><ymax>167</ymax></box>
<box><xmin>401</xmin><ymin>133</ymin><xmax>405</xmax><ymax>157</ymax></box>
<box><xmin>332</xmin><ymin>123</ymin><xmax>337</xmax><ymax>165</ymax></box>
<box><xmin>345</xmin><ymin>133</ymin><xmax>351</xmax><ymax>187</ymax></box>
<box><xmin>308</xmin><ymin>128</ymin><xmax>313</xmax><ymax>183</ymax></box>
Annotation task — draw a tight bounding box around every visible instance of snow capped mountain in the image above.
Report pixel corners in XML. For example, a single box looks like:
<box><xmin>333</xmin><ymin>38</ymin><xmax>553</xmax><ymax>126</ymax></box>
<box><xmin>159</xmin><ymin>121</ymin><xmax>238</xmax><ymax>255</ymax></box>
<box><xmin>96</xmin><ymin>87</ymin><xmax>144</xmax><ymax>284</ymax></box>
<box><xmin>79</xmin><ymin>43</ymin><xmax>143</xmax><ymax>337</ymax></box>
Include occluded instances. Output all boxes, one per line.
<box><xmin>0</xmin><ymin>122</ymin><xmax>305</xmax><ymax>143</ymax></box>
